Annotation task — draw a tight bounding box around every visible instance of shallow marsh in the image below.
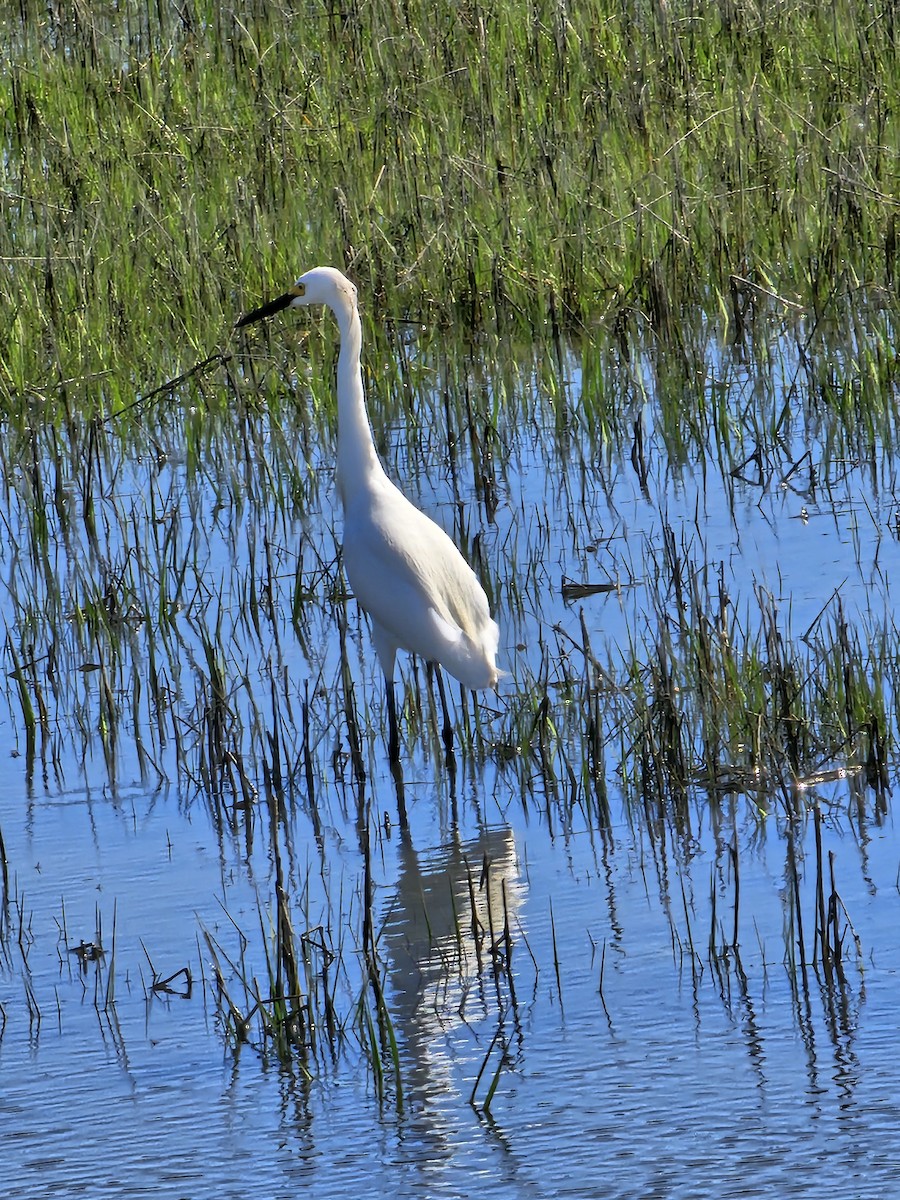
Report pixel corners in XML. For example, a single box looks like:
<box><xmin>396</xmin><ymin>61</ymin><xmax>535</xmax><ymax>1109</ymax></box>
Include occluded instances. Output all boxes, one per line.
<box><xmin>2</xmin><ymin>2</ymin><xmax>900</xmax><ymax>1197</ymax></box>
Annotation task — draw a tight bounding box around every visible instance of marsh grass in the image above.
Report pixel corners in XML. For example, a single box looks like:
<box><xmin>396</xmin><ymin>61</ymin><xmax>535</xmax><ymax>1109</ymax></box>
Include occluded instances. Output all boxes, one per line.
<box><xmin>3</xmin><ymin>0</ymin><xmax>899</xmax><ymax>389</ymax></box>
<box><xmin>514</xmin><ymin>552</ymin><xmax>895</xmax><ymax>823</ymax></box>
<box><xmin>0</xmin><ymin>0</ymin><xmax>897</xmax><ymax>1091</ymax></box>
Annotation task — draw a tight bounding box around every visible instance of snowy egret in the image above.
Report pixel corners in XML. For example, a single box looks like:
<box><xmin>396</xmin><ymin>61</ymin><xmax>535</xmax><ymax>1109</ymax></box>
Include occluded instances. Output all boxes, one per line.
<box><xmin>236</xmin><ymin>267</ymin><xmax>500</xmax><ymax>761</ymax></box>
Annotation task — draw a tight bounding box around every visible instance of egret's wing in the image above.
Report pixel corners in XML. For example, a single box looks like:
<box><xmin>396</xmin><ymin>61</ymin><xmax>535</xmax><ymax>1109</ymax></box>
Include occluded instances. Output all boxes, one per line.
<box><xmin>343</xmin><ymin>486</ymin><xmax>498</xmax><ymax>688</ymax></box>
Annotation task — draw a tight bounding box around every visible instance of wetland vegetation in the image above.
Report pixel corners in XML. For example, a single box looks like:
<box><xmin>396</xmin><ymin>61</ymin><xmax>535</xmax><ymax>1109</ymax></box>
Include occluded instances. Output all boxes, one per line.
<box><xmin>2</xmin><ymin>0</ymin><xmax>897</xmax><ymax>789</ymax></box>
<box><xmin>1</xmin><ymin>1</ymin><xmax>899</xmax><ymax>1194</ymax></box>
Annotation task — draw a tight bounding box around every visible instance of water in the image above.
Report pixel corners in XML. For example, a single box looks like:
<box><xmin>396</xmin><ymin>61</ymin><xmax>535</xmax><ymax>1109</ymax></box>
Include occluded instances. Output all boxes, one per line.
<box><xmin>2</xmin><ymin>780</ymin><xmax>896</xmax><ymax>1197</ymax></box>
<box><xmin>1</xmin><ymin>327</ymin><xmax>899</xmax><ymax>1197</ymax></box>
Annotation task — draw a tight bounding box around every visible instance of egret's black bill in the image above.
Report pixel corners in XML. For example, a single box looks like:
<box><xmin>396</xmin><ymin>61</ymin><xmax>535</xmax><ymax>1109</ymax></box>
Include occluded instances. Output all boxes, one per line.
<box><xmin>235</xmin><ymin>292</ymin><xmax>295</xmax><ymax>328</ymax></box>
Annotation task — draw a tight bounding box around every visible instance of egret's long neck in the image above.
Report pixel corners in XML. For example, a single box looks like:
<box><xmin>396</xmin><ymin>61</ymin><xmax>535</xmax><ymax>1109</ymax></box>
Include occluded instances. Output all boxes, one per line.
<box><xmin>332</xmin><ymin>298</ymin><xmax>383</xmax><ymax>504</ymax></box>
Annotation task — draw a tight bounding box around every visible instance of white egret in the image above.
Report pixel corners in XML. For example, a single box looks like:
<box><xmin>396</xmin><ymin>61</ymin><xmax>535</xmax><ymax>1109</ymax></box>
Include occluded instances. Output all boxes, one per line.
<box><xmin>237</xmin><ymin>267</ymin><xmax>500</xmax><ymax>761</ymax></box>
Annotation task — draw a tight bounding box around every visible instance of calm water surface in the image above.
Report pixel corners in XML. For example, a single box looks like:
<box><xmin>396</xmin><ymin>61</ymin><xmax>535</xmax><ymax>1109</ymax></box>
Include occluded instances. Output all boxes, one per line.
<box><xmin>1</xmin><ymin>331</ymin><xmax>899</xmax><ymax>1198</ymax></box>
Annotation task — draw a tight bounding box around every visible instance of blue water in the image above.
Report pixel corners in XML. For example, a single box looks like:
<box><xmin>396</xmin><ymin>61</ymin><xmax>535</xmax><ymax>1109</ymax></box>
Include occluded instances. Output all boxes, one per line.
<box><xmin>2</xmin><ymin>775</ymin><xmax>896</xmax><ymax>1198</ymax></box>
<box><xmin>1</xmin><ymin>329</ymin><xmax>899</xmax><ymax>1197</ymax></box>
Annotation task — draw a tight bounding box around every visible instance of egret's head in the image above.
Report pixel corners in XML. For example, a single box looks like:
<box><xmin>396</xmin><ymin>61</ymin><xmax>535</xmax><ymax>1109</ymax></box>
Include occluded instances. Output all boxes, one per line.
<box><xmin>236</xmin><ymin>266</ymin><xmax>357</xmax><ymax>328</ymax></box>
<box><xmin>293</xmin><ymin>266</ymin><xmax>357</xmax><ymax>309</ymax></box>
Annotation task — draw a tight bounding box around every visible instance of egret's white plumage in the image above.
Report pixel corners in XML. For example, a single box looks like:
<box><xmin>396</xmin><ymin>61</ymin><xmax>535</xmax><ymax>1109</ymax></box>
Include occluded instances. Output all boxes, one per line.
<box><xmin>237</xmin><ymin>266</ymin><xmax>500</xmax><ymax>759</ymax></box>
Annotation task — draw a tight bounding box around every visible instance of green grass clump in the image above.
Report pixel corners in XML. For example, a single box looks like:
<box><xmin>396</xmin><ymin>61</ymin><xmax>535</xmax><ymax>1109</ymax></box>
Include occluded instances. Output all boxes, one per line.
<box><xmin>2</xmin><ymin>0</ymin><xmax>899</xmax><ymax>416</ymax></box>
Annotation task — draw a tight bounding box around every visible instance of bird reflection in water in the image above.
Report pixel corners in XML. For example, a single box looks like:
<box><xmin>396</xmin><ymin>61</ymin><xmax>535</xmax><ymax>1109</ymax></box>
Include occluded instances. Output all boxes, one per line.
<box><xmin>378</xmin><ymin>823</ymin><xmax>523</xmax><ymax>1117</ymax></box>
